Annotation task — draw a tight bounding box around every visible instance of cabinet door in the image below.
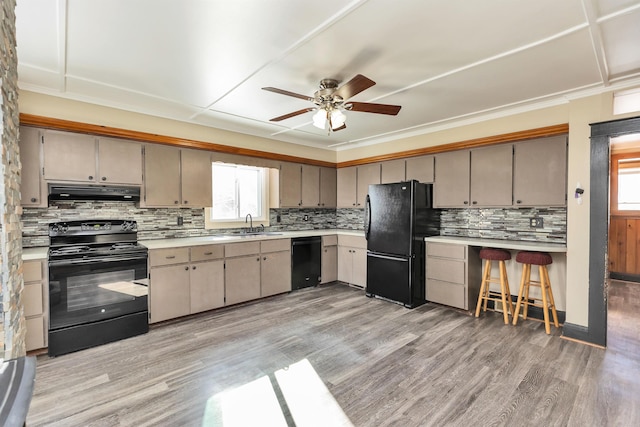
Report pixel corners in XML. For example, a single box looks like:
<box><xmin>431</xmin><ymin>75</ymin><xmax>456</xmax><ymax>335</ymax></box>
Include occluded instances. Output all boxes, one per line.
<box><xmin>337</xmin><ymin>246</ymin><xmax>353</xmax><ymax>284</ymax></box>
<box><xmin>356</xmin><ymin>164</ymin><xmax>381</xmax><ymax>207</ymax></box>
<box><xmin>351</xmin><ymin>247</ymin><xmax>367</xmax><ymax>288</ymax></box>
<box><xmin>381</xmin><ymin>159</ymin><xmax>406</xmax><ymax>184</ymax></box>
<box><xmin>301</xmin><ymin>164</ymin><xmax>320</xmax><ymax>207</ymax></box>
<box><xmin>190</xmin><ymin>260</ymin><xmax>225</xmax><ymax>314</ymax></box>
<box><xmin>181</xmin><ymin>148</ymin><xmax>212</xmax><ymax>207</ymax></box>
<box><xmin>97</xmin><ymin>138</ymin><xmax>143</xmax><ymax>185</ymax></box>
<box><xmin>25</xmin><ymin>317</ymin><xmax>45</xmax><ymax>351</ymax></box>
<box><xmin>225</xmin><ymin>255</ymin><xmax>261</xmax><ymax>305</ymax></box>
<box><xmin>261</xmin><ymin>250</ymin><xmax>292</xmax><ymax>297</ymax></box>
<box><xmin>406</xmin><ymin>155</ymin><xmax>435</xmax><ymax>183</ymax></box>
<box><xmin>143</xmin><ymin>144</ymin><xmax>181</xmax><ymax>207</ymax></box>
<box><xmin>19</xmin><ymin>126</ymin><xmax>46</xmax><ymax>207</ymax></box>
<box><xmin>321</xmin><ymin>245</ymin><xmax>337</xmax><ymax>284</ymax></box>
<box><xmin>319</xmin><ymin>167</ymin><xmax>337</xmax><ymax>208</ymax></box>
<box><xmin>434</xmin><ymin>150</ymin><xmax>471</xmax><ymax>208</ymax></box>
<box><xmin>337</xmin><ymin>167</ymin><xmax>358</xmax><ymax>208</ymax></box>
<box><xmin>23</xmin><ymin>282</ymin><xmax>44</xmax><ymax>317</ymax></box>
<box><xmin>43</xmin><ymin>130</ymin><xmax>97</xmax><ymax>182</ymax></box>
<box><xmin>149</xmin><ymin>264</ymin><xmax>190</xmax><ymax>323</ymax></box>
<box><xmin>280</xmin><ymin>162</ymin><xmax>302</xmax><ymax>207</ymax></box>
<box><xmin>513</xmin><ymin>135</ymin><xmax>567</xmax><ymax>206</ymax></box>
<box><xmin>470</xmin><ymin>144</ymin><xmax>513</xmax><ymax>207</ymax></box>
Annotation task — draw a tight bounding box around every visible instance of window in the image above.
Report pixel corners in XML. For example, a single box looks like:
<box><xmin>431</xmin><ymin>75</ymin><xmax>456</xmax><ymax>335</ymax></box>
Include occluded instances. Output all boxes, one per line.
<box><xmin>610</xmin><ymin>152</ymin><xmax>640</xmax><ymax>215</ymax></box>
<box><xmin>205</xmin><ymin>163</ymin><xmax>270</xmax><ymax>229</ymax></box>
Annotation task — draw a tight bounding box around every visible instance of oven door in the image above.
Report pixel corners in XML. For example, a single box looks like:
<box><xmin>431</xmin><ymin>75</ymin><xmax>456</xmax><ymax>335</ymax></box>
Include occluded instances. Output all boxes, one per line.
<box><xmin>48</xmin><ymin>253</ymin><xmax>148</xmax><ymax>331</ymax></box>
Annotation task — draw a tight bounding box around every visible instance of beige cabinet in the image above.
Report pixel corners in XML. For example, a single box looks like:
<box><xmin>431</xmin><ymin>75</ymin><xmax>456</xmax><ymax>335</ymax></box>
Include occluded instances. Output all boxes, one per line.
<box><xmin>513</xmin><ymin>135</ymin><xmax>567</xmax><ymax>206</ymax></box>
<box><xmin>381</xmin><ymin>159</ymin><xmax>406</xmax><ymax>183</ymax></box>
<box><xmin>261</xmin><ymin>239</ymin><xmax>292</xmax><ymax>297</ymax></box>
<box><xmin>149</xmin><ymin>244</ymin><xmax>224</xmax><ymax>323</ymax></box>
<box><xmin>321</xmin><ymin>235</ymin><xmax>338</xmax><ymax>284</ymax></box>
<box><xmin>319</xmin><ymin>166</ymin><xmax>337</xmax><ymax>208</ymax></box>
<box><xmin>425</xmin><ymin>242</ymin><xmax>481</xmax><ymax>310</ymax></box>
<box><xmin>469</xmin><ymin>144</ymin><xmax>513</xmax><ymax>207</ymax></box>
<box><xmin>434</xmin><ymin>150</ymin><xmax>471</xmax><ymax>208</ymax></box>
<box><xmin>143</xmin><ymin>144</ymin><xmax>212</xmax><ymax>207</ymax></box>
<box><xmin>406</xmin><ymin>155</ymin><xmax>435</xmax><ymax>183</ymax></box>
<box><xmin>23</xmin><ymin>259</ymin><xmax>48</xmax><ymax>351</ymax></box>
<box><xmin>337</xmin><ymin>235</ymin><xmax>367</xmax><ymax>288</ymax></box>
<box><xmin>337</xmin><ymin>164</ymin><xmax>381</xmax><ymax>208</ymax></box>
<box><xmin>19</xmin><ymin>126</ymin><xmax>46</xmax><ymax>207</ymax></box>
<box><xmin>279</xmin><ymin>162</ymin><xmax>302</xmax><ymax>207</ymax></box>
<box><xmin>42</xmin><ymin>130</ymin><xmax>142</xmax><ymax>185</ymax></box>
<box><xmin>225</xmin><ymin>241</ymin><xmax>262</xmax><ymax>305</ymax></box>
<box><xmin>300</xmin><ymin>164</ymin><xmax>320</xmax><ymax>207</ymax></box>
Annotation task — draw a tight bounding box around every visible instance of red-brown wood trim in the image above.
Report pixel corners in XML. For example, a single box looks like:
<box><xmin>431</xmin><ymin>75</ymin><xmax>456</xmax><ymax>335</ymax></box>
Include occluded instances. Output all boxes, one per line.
<box><xmin>19</xmin><ymin>113</ymin><xmax>336</xmax><ymax>168</ymax></box>
<box><xmin>337</xmin><ymin>123</ymin><xmax>569</xmax><ymax>168</ymax></box>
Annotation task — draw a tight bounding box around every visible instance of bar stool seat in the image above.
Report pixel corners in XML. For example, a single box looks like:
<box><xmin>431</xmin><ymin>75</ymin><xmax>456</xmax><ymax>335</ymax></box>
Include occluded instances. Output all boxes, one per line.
<box><xmin>512</xmin><ymin>251</ymin><xmax>559</xmax><ymax>334</ymax></box>
<box><xmin>475</xmin><ymin>248</ymin><xmax>513</xmax><ymax>324</ymax></box>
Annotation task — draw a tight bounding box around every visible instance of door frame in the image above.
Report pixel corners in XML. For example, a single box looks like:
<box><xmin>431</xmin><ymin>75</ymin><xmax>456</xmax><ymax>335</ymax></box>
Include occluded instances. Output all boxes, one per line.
<box><xmin>586</xmin><ymin>115</ymin><xmax>640</xmax><ymax>347</ymax></box>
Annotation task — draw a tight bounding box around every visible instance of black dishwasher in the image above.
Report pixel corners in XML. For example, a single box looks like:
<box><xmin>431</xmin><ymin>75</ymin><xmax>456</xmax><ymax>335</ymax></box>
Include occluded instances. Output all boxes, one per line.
<box><xmin>291</xmin><ymin>236</ymin><xmax>322</xmax><ymax>290</ymax></box>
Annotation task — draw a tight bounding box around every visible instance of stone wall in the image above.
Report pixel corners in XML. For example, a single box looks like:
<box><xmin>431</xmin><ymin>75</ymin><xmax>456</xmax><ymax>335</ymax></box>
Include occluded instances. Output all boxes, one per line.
<box><xmin>1</xmin><ymin>0</ymin><xmax>25</xmax><ymax>360</ymax></box>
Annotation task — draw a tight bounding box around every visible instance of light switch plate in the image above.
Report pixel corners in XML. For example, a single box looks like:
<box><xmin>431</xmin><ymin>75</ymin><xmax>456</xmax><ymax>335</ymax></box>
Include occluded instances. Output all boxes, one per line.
<box><xmin>530</xmin><ymin>217</ymin><xmax>543</xmax><ymax>228</ymax></box>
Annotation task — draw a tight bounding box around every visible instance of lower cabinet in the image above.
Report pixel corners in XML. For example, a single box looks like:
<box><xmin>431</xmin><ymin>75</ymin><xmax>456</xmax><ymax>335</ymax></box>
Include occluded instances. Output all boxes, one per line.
<box><xmin>337</xmin><ymin>235</ymin><xmax>367</xmax><ymax>288</ymax></box>
<box><xmin>425</xmin><ymin>242</ymin><xmax>481</xmax><ymax>310</ymax></box>
<box><xmin>225</xmin><ymin>254</ymin><xmax>261</xmax><ymax>305</ymax></box>
<box><xmin>149</xmin><ymin>263</ymin><xmax>191</xmax><ymax>323</ymax></box>
<box><xmin>321</xmin><ymin>235</ymin><xmax>338</xmax><ymax>284</ymax></box>
<box><xmin>23</xmin><ymin>259</ymin><xmax>48</xmax><ymax>351</ymax></box>
<box><xmin>190</xmin><ymin>260</ymin><xmax>225</xmax><ymax>314</ymax></box>
<box><xmin>260</xmin><ymin>239</ymin><xmax>292</xmax><ymax>297</ymax></box>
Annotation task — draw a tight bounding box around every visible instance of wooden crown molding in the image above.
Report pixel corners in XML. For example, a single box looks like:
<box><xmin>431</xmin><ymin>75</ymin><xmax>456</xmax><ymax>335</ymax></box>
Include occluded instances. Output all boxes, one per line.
<box><xmin>18</xmin><ymin>113</ymin><xmax>336</xmax><ymax>168</ymax></box>
<box><xmin>20</xmin><ymin>114</ymin><xmax>568</xmax><ymax>170</ymax></box>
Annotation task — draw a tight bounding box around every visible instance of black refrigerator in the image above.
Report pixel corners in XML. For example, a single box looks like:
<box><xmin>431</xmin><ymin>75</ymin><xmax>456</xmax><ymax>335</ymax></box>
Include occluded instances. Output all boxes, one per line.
<box><xmin>365</xmin><ymin>181</ymin><xmax>440</xmax><ymax>308</ymax></box>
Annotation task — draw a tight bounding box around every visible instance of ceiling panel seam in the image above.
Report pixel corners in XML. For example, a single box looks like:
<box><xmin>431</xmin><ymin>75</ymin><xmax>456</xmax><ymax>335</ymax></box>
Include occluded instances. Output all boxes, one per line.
<box><xmin>582</xmin><ymin>0</ymin><xmax>610</xmax><ymax>85</ymax></box>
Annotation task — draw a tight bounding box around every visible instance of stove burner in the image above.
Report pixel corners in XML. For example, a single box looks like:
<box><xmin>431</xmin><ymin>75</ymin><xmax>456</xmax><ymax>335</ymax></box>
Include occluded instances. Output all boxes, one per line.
<box><xmin>50</xmin><ymin>245</ymin><xmax>92</xmax><ymax>256</ymax></box>
<box><xmin>110</xmin><ymin>243</ymin><xmax>137</xmax><ymax>250</ymax></box>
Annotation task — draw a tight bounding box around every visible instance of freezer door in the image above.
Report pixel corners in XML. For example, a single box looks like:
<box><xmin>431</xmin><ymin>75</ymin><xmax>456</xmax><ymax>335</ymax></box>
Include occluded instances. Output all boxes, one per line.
<box><xmin>366</xmin><ymin>252</ymin><xmax>412</xmax><ymax>306</ymax></box>
<box><xmin>366</xmin><ymin>182</ymin><xmax>413</xmax><ymax>256</ymax></box>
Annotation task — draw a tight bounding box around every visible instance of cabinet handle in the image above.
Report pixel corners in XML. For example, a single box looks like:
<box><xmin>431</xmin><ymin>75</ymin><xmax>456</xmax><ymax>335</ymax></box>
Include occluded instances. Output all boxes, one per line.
<box><xmin>30</xmin><ymin>197</ymin><xmax>37</xmax><ymax>203</ymax></box>
<box><xmin>257</xmin><ymin>257</ymin><xmax>260</xmax><ymax>261</ymax></box>
<box><xmin>165</xmin><ymin>255</ymin><xmax>176</xmax><ymax>259</ymax></box>
<box><xmin>101</xmin><ymin>177</ymin><xmax>107</xmax><ymax>181</ymax></box>
<box><xmin>263</xmin><ymin>257</ymin><xmax>267</xmax><ymax>260</ymax></box>
<box><xmin>204</xmin><ymin>252</ymin><xmax>213</xmax><ymax>256</ymax></box>
<box><xmin>463</xmin><ymin>201</ymin><xmax>469</xmax><ymax>205</ymax></box>
<box><xmin>184</xmin><ymin>266</ymin><xmax>189</xmax><ymax>270</ymax></box>
<box><xmin>516</xmin><ymin>200</ymin><xmax>522</xmax><ymax>204</ymax></box>
<box><xmin>192</xmin><ymin>266</ymin><xmax>196</xmax><ymax>270</ymax></box>
<box><xmin>184</xmin><ymin>200</ymin><xmax>188</xmax><ymax>204</ymax></box>
<box><xmin>174</xmin><ymin>201</ymin><xmax>179</xmax><ymax>204</ymax></box>
<box><xmin>352</xmin><ymin>203</ymin><xmax>356</xmax><ymax>206</ymax></box>
<box><xmin>88</xmin><ymin>175</ymin><xmax>94</xmax><ymax>180</ymax></box>
<box><xmin>472</xmin><ymin>201</ymin><xmax>477</xmax><ymax>205</ymax></box>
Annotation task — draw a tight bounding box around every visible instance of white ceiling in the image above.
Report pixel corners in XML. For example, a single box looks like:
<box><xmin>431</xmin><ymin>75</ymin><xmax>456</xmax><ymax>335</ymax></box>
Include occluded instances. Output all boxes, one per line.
<box><xmin>15</xmin><ymin>0</ymin><xmax>640</xmax><ymax>151</ymax></box>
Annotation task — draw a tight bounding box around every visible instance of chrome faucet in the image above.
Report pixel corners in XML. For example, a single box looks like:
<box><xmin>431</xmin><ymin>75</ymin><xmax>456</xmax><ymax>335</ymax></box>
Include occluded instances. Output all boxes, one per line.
<box><xmin>245</xmin><ymin>213</ymin><xmax>253</xmax><ymax>233</ymax></box>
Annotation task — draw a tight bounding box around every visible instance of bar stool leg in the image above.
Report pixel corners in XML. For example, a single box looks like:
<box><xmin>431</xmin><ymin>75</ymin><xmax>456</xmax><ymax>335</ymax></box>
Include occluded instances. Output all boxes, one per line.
<box><xmin>499</xmin><ymin>260</ymin><xmax>510</xmax><ymax>324</ymax></box>
<box><xmin>543</xmin><ymin>266</ymin><xmax>560</xmax><ymax>328</ymax></box>
<box><xmin>475</xmin><ymin>259</ymin><xmax>491</xmax><ymax>317</ymax></box>
<box><xmin>539</xmin><ymin>265</ymin><xmax>551</xmax><ymax>334</ymax></box>
<box><xmin>502</xmin><ymin>261</ymin><xmax>514</xmax><ymax>316</ymax></box>
<box><xmin>522</xmin><ymin>264</ymin><xmax>531</xmax><ymax>320</ymax></box>
<box><xmin>483</xmin><ymin>260</ymin><xmax>491</xmax><ymax>313</ymax></box>
<box><xmin>512</xmin><ymin>263</ymin><xmax>528</xmax><ymax>325</ymax></box>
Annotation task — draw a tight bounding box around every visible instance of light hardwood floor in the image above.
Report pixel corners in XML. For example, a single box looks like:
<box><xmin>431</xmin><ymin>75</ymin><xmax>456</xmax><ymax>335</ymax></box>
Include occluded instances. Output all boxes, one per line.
<box><xmin>27</xmin><ymin>283</ymin><xmax>640</xmax><ymax>426</ymax></box>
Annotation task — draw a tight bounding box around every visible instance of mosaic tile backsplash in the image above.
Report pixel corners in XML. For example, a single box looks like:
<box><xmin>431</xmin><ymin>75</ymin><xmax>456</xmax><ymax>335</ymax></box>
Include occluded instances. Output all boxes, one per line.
<box><xmin>21</xmin><ymin>202</ymin><xmax>566</xmax><ymax>247</ymax></box>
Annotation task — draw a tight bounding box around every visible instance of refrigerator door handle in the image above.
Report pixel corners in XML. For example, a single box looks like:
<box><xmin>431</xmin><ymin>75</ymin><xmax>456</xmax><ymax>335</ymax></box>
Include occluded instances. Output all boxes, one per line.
<box><xmin>365</xmin><ymin>194</ymin><xmax>372</xmax><ymax>240</ymax></box>
<box><xmin>367</xmin><ymin>252</ymin><xmax>409</xmax><ymax>262</ymax></box>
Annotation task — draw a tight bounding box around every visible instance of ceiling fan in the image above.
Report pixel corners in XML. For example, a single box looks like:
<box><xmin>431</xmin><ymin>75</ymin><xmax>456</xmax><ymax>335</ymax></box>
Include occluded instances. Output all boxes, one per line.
<box><xmin>262</xmin><ymin>74</ymin><xmax>402</xmax><ymax>132</ymax></box>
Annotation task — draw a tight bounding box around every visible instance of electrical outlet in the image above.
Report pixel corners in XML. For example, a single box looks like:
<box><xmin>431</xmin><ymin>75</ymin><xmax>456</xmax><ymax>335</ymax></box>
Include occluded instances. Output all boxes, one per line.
<box><xmin>276</xmin><ymin>214</ymin><xmax>281</xmax><ymax>223</ymax></box>
<box><xmin>303</xmin><ymin>214</ymin><xmax>309</xmax><ymax>221</ymax></box>
<box><xmin>530</xmin><ymin>217</ymin><xmax>543</xmax><ymax>228</ymax></box>
<box><xmin>177</xmin><ymin>216</ymin><xmax>184</xmax><ymax>226</ymax></box>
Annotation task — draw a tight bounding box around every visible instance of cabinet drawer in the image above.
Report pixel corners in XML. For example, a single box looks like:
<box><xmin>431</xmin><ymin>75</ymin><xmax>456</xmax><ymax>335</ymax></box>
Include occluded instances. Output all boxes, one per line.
<box><xmin>426</xmin><ymin>279</ymin><xmax>467</xmax><ymax>310</ymax></box>
<box><xmin>23</xmin><ymin>260</ymin><xmax>43</xmax><ymax>282</ymax></box>
<box><xmin>338</xmin><ymin>234</ymin><xmax>366</xmax><ymax>249</ymax></box>
<box><xmin>190</xmin><ymin>244</ymin><xmax>224</xmax><ymax>262</ymax></box>
<box><xmin>322</xmin><ymin>235</ymin><xmax>338</xmax><ymax>246</ymax></box>
<box><xmin>225</xmin><ymin>241</ymin><xmax>260</xmax><ymax>258</ymax></box>
<box><xmin>427</xmin><ymin>243</ymin><xmax>466</xmax><ymax>260</ymax></box>
<box><xmin>25</xmin><ymin>316</ymin><xmax>45</xmax><ymax>351</ymax></box>
<box><xmin>149</xmin><ymin>247</ymin><xmax>190</xmax><ymax>267</ymax></box>
<box><xmin>261</xmin><ymin>239</ymin><xmax>291</xmax><ymax>254</ymax></box>
<box><xmin>23</xmin><ymin>282</ymin><xmax>44</xmax><ymax>317</ymax></box>
<box><xmin>426</xmin><ymin>257</ymin><xmax>466</xmax><ymax>285</ymax></box>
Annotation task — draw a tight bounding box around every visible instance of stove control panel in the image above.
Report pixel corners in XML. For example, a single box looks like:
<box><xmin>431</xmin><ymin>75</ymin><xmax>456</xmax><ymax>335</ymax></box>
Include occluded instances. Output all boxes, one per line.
<box><xmin>81</xmin><ymin>222</ymin><xmax>111</xmax><ymax>231</ymax></box>
<box><xmin>49</xmin><ymin>220</ymin><xmax>138</xmax><ymax>236</ymax></box>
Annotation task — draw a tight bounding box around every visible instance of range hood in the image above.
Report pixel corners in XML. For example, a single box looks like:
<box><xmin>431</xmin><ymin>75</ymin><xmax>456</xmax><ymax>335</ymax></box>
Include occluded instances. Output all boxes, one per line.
<box><xmin>48</xmin><ymin>184</ymin><xmax>141</xmax><ymax>202</ymax></box>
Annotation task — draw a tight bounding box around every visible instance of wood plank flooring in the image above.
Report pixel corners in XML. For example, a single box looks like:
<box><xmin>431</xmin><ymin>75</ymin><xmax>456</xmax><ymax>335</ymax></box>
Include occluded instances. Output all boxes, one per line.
<box><xmin>27</xmin><ymin>283</ymin><xmax>640</xmax><ymax>426</ymax></box>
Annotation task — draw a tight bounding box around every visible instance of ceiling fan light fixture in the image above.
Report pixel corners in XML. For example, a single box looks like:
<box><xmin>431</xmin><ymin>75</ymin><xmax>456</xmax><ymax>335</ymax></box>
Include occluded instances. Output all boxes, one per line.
<box><xmin>330</xmin><ymin>109</ymin><xmax>346</xmax><ymax>129</ymax></box>
<box><xmin>312</xmin><ymin>109</ymin><xmax>327</xmax><ymax>129</ymax></box>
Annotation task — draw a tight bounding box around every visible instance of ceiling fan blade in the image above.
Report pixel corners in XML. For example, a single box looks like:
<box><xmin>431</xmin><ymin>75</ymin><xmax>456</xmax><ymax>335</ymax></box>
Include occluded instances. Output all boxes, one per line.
<box><xmin>269</xmin><ymin>108</ymin><xmax>316</xmax><ymax>122</ymax></box>
<box><xmin>334</xmin><ymin>74</ymin><xmax>376</xmax><ymax>100</ymax></box>
<box><xmin>332</xmin><ymin>124</ymin><xmax>347</xmax><ymax>131</ymax></box>
<box><xmin>348</xmin><ymin>102</ymin><xmax>401</xmax><ymax>115</ymax></box>
<box><xmin>262</xmin><ymin>87</ymin><xmax>314</xmax><ymax>102</ymax></box>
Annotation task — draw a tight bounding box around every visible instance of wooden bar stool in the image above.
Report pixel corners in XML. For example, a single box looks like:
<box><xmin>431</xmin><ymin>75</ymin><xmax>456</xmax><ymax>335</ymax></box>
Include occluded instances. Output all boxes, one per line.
<box><xmin>475</xmin><ymin>248</ymin><xmax>513</xmax><ymax>324</ymax></box>
<box><xmin>512</xmin><ymin>251</ymin><xmax>559</xmax><ymax>334</ymax></box>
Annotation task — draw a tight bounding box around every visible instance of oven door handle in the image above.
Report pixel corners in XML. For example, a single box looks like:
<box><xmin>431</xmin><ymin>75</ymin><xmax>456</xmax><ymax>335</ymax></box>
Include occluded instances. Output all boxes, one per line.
<box><xmin>49</xmin><ymin>254</ymin><xmax>147</xmax><ymax>267</ymax></box>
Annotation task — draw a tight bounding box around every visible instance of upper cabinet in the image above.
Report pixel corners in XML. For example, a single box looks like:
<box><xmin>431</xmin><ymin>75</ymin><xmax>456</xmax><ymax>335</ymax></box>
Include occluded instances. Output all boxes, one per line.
<box><xmin>381</xmin><ymin>159</ymin><xmax>405</xmax><ymax>184</ymax></box>
<box><xmin>513</xmin><ymin>135</ymin><xmax>567</xmax><ymax>207</ymax></box>
<box><xmin>301</xmin><ymin>165</ymin><xmax>321</xmax><ymax>207</ymax></box>
<box><xmin>143</xmin><ymin>144</ymin><xmax>212</xmax><ymax>208</ymax></box>
<box><xmin>469</xmin><ymin>144</ymin><xmax>513</xmax><ymax>207</ymax></box>
<box><xmin>279</xmin><ymin>162</ymin><xmax>302</xmax><ymax>207</ymax></box>
<box><xmin>280</xmin><ymin>163</ymin><xmax>337</xmax><ymax>208</ymax></box>
<box><xmin>319</xmin><ymin>166</ymin><xmax>337</xmax><ymax>208</ymax></box>
<box><xmin>405</xmin><ymin>155</ymin><xmax>435</xmax><ymax>183</ymax></box>
<box><xmin>434</xmin><ymin>150</ymin><xmax>471</xmax><ymax>208</ymax></box>
<box><xmin>337</xmin><ymin>164</ymin><xmax>381</xmax><ymax>208</ymax></box>
<box><xmin>42</xmin><ymin>130</ymin><xmax>142</xmax><ymax>185</ymax></box>
<box><xmin>18</xmin><ymin>126</ymin><xmax>46</xmax><ymax>207</ymax></box>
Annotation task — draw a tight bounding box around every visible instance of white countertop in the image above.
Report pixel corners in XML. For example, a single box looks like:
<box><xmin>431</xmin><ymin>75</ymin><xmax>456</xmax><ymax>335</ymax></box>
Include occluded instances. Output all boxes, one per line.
<box><xmin>22</xmin><ymin>247</ymin><xmax>48</xmax><ymax>261</ymax></box>
<box><xmin>424</xmin><ymin>236</ymin><xmax>567</xmax><ymax>253</ymax></box>
<box><xmin>140</xmin><ymin>229</ymin><xmax>363</xmax><ymax>250</ymax></box>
